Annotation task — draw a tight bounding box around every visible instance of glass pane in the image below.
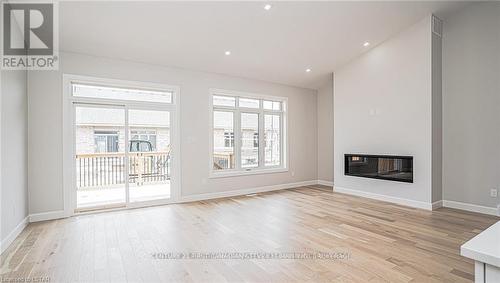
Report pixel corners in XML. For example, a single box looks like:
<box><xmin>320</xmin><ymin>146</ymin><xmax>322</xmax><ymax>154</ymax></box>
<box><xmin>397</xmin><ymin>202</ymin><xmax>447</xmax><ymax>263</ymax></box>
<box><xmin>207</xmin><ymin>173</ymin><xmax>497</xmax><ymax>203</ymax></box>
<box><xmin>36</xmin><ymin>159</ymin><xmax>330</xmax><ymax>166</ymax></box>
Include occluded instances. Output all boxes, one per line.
<box><xmin>213</xmin><ymin>95</ymin><xmax>236</xmax><ymax>107</ymax></box>
<box><xmin>265</xmin><ymin>114</ymin><xmax>281</xmax><ymax>166</ymax></box>
<box><xmin>241</xmin><ymin>113</ymin><xmax>259</xmax><ymax>168</ymax></box>
<box><xmin>73</xmin><ymin>84</ymin><xmax>172</xmax><ymax>103</ymax></box>
<box><xmin>345</xmin><ymin>155</ymin><xmax>413</xmax><ymax>183</ymax></box>
<box><xmin>130</xmin><ymin>128</ymin><xmax>157</xmax><ymax>151</ymax></box>
<box><xmin>239</xmin><ymin>98</ymin><xmax>259</xmax><ymax>108</ymax></box>
<box><xmin>128</xmin><ymin>109</ymin><xmax>171</xmax><ymax>202</ymax></box>
<box><xmin>213</xmin><ymin>111</ymin><xmax>234</xmax><ymax>170</ymax></box>
<box><xmin>273</xmin><ymin>101</ymin><xmax>281</xmax><ymax>111</ymax></box>
<box><xmin>263</xmin><ymin>100</ymin><xmax>281</xmax><ymax>111</ymax></box>
<box><xmin>94</xmin><ymin>131</ymin><xmax>119</xmax><ymax>153</ymax></box>
<box><xmin>75</xmin><ymin>106</ymin><xmax>126</xmax><ymax>209</ymax></box>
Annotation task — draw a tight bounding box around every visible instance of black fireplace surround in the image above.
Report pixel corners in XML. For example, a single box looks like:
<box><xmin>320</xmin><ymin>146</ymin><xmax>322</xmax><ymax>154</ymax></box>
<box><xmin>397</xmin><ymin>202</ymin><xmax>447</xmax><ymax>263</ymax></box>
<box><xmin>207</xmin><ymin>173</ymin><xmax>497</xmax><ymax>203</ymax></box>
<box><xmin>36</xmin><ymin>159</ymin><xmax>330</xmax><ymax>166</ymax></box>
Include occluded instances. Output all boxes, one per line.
<box><xmin>345</xmin><ymin>154</ymin><xmax>413</xmax><ymax>183</ymax></box>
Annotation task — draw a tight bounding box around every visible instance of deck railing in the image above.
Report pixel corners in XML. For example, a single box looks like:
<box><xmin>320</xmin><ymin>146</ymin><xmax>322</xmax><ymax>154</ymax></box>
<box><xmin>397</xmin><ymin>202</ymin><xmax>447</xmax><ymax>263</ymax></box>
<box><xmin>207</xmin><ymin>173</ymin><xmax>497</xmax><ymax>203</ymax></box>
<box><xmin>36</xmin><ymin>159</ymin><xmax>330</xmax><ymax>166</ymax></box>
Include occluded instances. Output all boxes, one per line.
<box><xmin>76</xmin><ymin>152</ymin><xmax>170</xmax><ymax>189</ymax></box>
<box><xmin>213</xmin><ymin>152</ymin><xmax>234</xmax><ymax>170</ymax></box>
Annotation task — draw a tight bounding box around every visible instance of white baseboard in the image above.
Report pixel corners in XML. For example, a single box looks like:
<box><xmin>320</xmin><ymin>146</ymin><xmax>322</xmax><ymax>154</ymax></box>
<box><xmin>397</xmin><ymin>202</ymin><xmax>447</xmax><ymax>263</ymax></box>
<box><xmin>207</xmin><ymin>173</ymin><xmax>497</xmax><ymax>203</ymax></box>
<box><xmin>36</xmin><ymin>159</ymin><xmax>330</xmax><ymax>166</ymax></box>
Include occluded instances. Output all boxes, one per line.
<box><xmin>334</xmin><ymin>186</ymin><xmax>433</xmax><ymax>210</ymax></box>
<box><xmin>24</xmin><ymin>184</ymin><xmax>499</xmax><ymax>226</ymax></box>
<box><xmin>432</xmin><ymin>200</ymin><xmax>443</xmax><ymax>210</ymax></box>
<box><xmin>180</xmin><ymin>180</ymin><xmax>318</xmax><ymax>203</ymax></box>
<box><xmin>29</xmin><ymin>210</ymin><xmax>66</xmax><ymax>222</ymax></box>
<box><xmin>0</xmin><ymin>216</ymin><xmax>29</xmax><ymax>254</ymax></box>
<box><xmin>317</xmin><ymin>180</ymin><xmax>334</xmax><ymax>187</ymax></box>
<box><xmin>28</xmin><ymin>181</ymin><xmax>319</xmax><ymax>222</ymax></box>
<box><xmin>442</xmin><ymin>200</ymin><xmax>499</xmax><ymax>216</ymax></box>
<box><xmin>331</xmin><ymin>187</ymin><xmax>498</xmax><ymax>216</ymax></box>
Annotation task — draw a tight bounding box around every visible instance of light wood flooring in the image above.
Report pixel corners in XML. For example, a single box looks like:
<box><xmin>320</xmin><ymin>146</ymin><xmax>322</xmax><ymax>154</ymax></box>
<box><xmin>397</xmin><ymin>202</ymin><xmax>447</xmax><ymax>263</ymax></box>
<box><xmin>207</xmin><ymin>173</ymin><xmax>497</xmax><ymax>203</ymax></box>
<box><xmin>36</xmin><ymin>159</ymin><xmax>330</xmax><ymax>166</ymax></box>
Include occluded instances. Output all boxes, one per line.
<box><xmin>1</xmin><ymin>185</ymin><xmax>498</xmax><ymax>282</ymax></box>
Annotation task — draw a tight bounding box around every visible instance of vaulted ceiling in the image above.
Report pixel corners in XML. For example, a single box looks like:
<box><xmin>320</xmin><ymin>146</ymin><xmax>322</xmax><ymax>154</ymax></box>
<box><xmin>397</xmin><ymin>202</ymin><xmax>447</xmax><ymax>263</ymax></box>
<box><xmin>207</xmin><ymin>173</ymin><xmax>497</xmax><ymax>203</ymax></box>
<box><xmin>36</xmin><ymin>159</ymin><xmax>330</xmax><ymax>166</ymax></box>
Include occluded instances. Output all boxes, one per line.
<box><xmin>60</xmin><ymin>1</ymin><xmax>466</xmax><ymax>89</ymax></box>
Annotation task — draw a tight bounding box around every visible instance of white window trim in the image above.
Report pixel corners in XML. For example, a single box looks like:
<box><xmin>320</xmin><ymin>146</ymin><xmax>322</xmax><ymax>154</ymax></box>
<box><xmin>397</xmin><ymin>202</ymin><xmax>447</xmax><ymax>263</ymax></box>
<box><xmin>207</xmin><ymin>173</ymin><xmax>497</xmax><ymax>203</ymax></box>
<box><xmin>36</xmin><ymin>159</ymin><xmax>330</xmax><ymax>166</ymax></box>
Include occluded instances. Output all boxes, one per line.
<box><xmin>208</xmin><ymin>88</ymin><xmax>288</xmax><ymax>178</ymax></box>
<box><xmin>62</xmin><ymin>74</ymin><xmax>181</xmax><ymax>217</ymax></box>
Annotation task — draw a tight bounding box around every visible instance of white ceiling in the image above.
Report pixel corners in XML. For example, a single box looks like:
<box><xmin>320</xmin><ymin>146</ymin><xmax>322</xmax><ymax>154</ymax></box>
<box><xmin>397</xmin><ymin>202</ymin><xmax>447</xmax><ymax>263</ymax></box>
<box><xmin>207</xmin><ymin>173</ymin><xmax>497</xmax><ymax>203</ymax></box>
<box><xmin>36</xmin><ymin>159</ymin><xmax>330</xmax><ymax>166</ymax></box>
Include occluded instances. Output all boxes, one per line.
<box><xmin>60</xmin><ymin>1</ymin><xmax>466</xmax><ymax>90</ymax></box>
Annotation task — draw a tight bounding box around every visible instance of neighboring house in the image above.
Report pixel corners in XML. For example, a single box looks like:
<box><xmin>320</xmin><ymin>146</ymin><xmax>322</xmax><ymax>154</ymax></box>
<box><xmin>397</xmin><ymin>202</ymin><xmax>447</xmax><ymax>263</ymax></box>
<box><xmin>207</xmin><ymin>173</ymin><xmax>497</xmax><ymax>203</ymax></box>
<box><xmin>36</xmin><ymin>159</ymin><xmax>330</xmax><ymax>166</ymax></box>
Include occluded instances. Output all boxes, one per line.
<box><xmin>76</xmin><ymin>126</ymin><xmax>170</xmax><ymax>154</ymax></box>
<box><xmin>75</xmin><ymin>108</ymin><xmax>170</xmax><ymax>154</ymax></box>
<box><xmin>213</xmin><ymin>112</ymin><xmax>280</xmax><ymax>168</ymax></box>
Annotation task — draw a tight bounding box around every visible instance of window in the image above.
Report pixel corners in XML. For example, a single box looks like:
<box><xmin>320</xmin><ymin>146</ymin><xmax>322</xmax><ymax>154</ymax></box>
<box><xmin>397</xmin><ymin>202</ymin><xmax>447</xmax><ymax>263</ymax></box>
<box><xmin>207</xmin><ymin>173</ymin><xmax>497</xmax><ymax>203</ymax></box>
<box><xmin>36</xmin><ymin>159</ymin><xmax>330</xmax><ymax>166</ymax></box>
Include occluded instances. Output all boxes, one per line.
<box><xmin>131</xmin><ymin>129</ymin><xmax>157</xmax><ymax>150</ymax></box>
<box><xmin>263</xmin><ymin>100</ymin><xmax>281</xmax><ymax>111</ymax></box>
<box><xmin>224</xmin><ymin>132</ymin><xmax>234</xmax><ymax>148</ymax></box>
<box><xmin>253</xmin><ymin>133</ymin><xmax>259</xmax><ymax>148</ymax></box>
<box><xmin>211</xmin><ymin>90</ymin><xmax>286</xmax><ymax>176</ymax></box>
<box><xmin>264</xmin><ymin>114</ymin><xmax>281</xmax><ymax>166</ymax></box>
<box><xmin>213</xmin><ymin>95</ymin><xmax>236</xmax><ymax>107</ymax></box>
<box><xmin>129</xmin><ymin>140</ymin><xmax>153</xmax><ymax>152</ymax></box>
<box><xmin>72</xmin><ymin>83</ymin><xmax>173</xmax><ymax>103</ymax></box>
<box><xmin>241</xmin><ymin>112</ymin><xmax>259</xmax><ymax>168</ymax></box>
<box><xmin>239</xmin><ymin>98</ymin><xmax>259</xmax><ymax>109</ymax></box>
<box><xmin>213</xmin><ymin>111</ymin><xmax>235</xmax><ymax>170</ymax></box>
<box><xmin>94</xmin><ymin>131</ymin><xmax>119</xmax><ymax>153</ymax></box>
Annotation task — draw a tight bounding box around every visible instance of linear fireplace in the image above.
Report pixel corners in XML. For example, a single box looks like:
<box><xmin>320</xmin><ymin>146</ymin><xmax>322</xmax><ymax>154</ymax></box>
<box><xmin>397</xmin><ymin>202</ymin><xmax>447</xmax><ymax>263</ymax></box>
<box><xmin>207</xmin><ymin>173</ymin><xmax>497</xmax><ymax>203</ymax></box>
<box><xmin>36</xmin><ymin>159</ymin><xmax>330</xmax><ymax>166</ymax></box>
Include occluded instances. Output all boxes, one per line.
<box><xmin>345</xmin><ymin>154</ymin><xmax>413</xmax><ymax>183</ymax></box>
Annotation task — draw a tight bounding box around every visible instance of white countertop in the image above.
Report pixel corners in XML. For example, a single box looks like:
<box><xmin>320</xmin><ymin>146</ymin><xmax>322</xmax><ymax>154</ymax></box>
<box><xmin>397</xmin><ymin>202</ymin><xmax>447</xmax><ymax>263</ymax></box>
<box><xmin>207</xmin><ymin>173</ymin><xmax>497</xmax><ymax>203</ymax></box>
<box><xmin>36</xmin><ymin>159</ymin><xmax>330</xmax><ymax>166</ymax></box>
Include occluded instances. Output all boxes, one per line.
<box><xmin>461</xmin><ymin>221</ymin><xmax>500</xmax><ymax>267</ymax></box>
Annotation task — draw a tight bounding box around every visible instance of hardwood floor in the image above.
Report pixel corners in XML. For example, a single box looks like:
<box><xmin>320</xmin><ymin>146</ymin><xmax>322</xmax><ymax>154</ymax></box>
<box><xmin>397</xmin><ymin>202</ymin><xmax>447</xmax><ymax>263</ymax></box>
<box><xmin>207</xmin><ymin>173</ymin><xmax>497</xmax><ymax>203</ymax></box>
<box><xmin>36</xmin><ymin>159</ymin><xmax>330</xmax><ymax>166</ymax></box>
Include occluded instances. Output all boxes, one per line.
<box><xmin>1</xmin><ymin>185</ymin><xmax>498</xmax><ymax>282</ymax></box>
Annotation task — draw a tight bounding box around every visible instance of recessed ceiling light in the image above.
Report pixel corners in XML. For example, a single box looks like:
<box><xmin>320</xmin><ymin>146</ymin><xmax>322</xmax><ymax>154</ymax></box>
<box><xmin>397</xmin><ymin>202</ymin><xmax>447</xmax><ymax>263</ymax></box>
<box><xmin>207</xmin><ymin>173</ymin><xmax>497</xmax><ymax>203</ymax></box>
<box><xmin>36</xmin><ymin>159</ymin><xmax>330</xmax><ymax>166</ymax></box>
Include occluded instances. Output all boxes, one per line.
<box><xmin>225</xmin><ymin>51</ymin><xmax>231</xmax><ymax>55</ymax></box>
<box><xmin>363</xmin><ymin>42</ymin><xmax>370</xmax><ymax>47</ymax></box>
<box><xmin>264</xmin><ymin>4</ymin><xmax>272</xmax><ymax>10</ymax></box>
<box><xmin>305</xmin><ymin>68</ymin><xmax>312</xmax><ymax>73</ymax></box>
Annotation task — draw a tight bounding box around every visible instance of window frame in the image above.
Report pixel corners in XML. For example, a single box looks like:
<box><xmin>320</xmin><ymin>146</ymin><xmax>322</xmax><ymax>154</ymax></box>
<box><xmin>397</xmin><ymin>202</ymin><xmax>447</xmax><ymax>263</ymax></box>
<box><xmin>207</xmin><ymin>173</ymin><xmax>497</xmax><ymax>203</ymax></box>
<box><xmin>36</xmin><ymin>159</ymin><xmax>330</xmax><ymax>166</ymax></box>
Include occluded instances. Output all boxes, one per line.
<box><xmin>209</xmin><ymin>88</ymin><xmax>288</xmax><ymax>178</ymax></box>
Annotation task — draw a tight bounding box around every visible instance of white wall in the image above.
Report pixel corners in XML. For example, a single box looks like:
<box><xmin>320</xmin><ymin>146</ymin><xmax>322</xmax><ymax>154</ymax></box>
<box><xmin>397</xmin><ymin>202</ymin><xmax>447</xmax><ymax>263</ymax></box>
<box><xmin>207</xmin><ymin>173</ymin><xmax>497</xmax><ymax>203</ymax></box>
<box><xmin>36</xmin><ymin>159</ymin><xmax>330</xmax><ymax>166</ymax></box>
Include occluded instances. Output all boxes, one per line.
<box><xmin>28</xmin><ymin>52</ymin><xmax>318</xmax><ymax>214</ymax></box>
<box><xmin>334</xmin><ymin>17</ymin><xmax>435</xmax><ymax>206</ymax></box>
<box><xmin>442</xmin><ymin>2</ymin><xmax>500</xmax><ymax>209</ymax></box>
<box><xmin>1</xmin><ymin>68</ymin><xmax>29</xmax><ymax>244</ymax></box>
<box><xmin>317</xmin><ymin>75</ymin><xmax>333</xmax><ymax>183</ymax></box>
<box><xmin>0</xmin><ymin>15</ymin><xmax>29</xmax><ymax>249</ymax></box>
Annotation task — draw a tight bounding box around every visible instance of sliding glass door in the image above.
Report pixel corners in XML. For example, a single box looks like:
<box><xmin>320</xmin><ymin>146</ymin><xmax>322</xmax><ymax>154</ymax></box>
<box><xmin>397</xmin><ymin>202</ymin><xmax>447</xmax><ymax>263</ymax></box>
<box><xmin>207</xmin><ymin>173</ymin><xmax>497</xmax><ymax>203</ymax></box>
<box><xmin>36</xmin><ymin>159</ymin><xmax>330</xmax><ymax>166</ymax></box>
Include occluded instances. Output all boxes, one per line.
<box><xmin>66</xmin><ymin>76</ymin><xmax>178</xmax><ymax>213</ymax></box>
<box><xmin>128</xmin><ymin>109</ymin><xmax>171</xmax><ymax>203</ymax></box>
<box><xmin>74</xmin><ymin>105</ymin><xmax>173</xmax><ymax>211</ymax></box>
<box><xmin>75</xmin><ymin>105</ymin><xmax>127</xmax><ymax>210</ymax></box>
